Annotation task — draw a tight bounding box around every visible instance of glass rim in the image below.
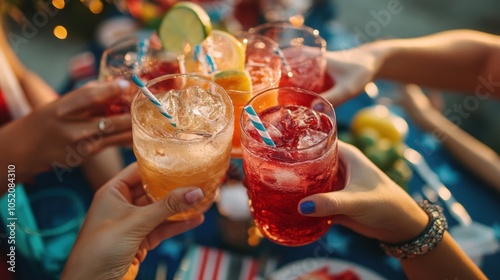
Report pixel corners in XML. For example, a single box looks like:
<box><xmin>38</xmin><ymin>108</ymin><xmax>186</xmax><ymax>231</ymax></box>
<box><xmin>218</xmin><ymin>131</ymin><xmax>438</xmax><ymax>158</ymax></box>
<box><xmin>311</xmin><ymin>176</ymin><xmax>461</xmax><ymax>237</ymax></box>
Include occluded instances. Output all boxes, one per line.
<box><xmin>234</xmin><ymin>31</ymin><xmax>280</xmax><ymax>49</ymax></box>
<box><xmin>240</xmin><ymin>86</ymin><xmax>336</xmax><ymax>152</ymax></box>
<box><xmin>221</xmin><ymin>65</ymin><xmax>282</xmax><ymax>95</ymax></box>
<box><xmin>248</xmin><ymin>21</ymin><xmax>327</xmax><ymax>52</ymax></box>
<box><xmin>131</xmin><ymin>73</ymin><xmax>234</xmax><ymax>143</ymax></box>
<box><xmin>18</xmin><ymin>188</ymin><xmax>85</xmax><ymax>237</ymax></box>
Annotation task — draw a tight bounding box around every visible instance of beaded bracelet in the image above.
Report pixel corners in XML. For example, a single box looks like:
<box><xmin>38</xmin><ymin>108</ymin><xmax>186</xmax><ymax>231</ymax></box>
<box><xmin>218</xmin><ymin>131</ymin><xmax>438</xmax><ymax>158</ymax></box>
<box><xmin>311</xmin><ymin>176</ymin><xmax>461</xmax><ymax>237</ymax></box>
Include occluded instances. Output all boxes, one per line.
<box><xmin>380</xmin><ymin>200</ymin><xmax>448</xmax><ymax>259</ymax></box>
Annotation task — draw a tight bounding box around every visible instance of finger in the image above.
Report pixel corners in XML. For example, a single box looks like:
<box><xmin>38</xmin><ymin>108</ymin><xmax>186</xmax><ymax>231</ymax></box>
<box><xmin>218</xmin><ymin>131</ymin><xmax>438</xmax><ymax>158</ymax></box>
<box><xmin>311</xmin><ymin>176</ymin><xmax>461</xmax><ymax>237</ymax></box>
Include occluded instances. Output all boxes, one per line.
<box><xmin>57</xmin><ymin>79</ymin><xmax>130</xmax><ymax>118</ymax></box>
<box><xmin>101</xmin><ymin>131</ymin><xmax>133</xmax><ymax>148</ymax></box>
<box><xmin>109</xmin><ymin>162</ymin><xmax>142</xmax><ymax>190</ymax></box>
<box><xmin>96</xmin><ymin>114</ymin><xmax>132</xmax><ymax>136</ymax></box>
<box><xmin>140</xmin><ymin>187</ymin><xmax>205</xmax><ymax>229</ymax></box>
<box><xmin>72</xmin><ymin>114</ymin><xmax>131</xmax><ymax>140</ymax></box>
<box><xmin>141</xmin><ymin>215</ymin><xmax>204</xmax><ymax>251</ymax></box>
<box><xmin>95</xmin><ymin>163</ymin><xmax>141</xmax><ymax>204</ymax></box>
<box><xmin>319</xmin><ymin>83</ymin><xmax>354</xmax><ymax>107</ymax></box>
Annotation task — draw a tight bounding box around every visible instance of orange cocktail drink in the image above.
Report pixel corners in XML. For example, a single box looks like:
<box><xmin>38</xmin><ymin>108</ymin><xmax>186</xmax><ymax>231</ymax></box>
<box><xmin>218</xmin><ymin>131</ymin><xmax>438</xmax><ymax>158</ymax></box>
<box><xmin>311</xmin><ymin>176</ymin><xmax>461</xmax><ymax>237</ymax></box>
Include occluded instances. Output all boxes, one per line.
<box><xmin>220</xmin><ymin>33</ymin><xmax>282</xmax><ymax>158</ymax></box>
<box><xmin>131</xmin><ymin>74</ymin><xmax>234</xmax><ymax>221</ymax></box>
<box><xmin>182</xmin><ymin>31</ymin><xmax>282</xmax><ymax>158</ymax></box>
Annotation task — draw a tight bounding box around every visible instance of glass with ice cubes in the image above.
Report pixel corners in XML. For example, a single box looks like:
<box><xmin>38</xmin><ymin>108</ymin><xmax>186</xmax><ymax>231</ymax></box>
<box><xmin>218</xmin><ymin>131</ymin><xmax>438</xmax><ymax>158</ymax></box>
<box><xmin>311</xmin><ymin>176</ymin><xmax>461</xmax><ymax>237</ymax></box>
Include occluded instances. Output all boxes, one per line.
<box><xmin>131</xmin><ymin>74</ymin><xmax>234</xmax><ymax>221</ymax></box>
<box><xmin>240</xmin><ymin>87</ymin><xmax>341</xmax><ymax>246</ymax></box>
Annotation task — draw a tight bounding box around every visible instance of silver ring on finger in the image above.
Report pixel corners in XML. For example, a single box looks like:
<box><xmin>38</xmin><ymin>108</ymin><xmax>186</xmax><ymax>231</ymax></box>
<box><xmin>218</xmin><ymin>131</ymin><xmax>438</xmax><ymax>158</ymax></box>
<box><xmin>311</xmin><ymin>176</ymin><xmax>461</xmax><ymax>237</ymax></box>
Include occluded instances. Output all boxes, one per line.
<box><xmin>98</xmin><ymin>117</ymin><xmax>107</xmax><ymax>133</ymax></box>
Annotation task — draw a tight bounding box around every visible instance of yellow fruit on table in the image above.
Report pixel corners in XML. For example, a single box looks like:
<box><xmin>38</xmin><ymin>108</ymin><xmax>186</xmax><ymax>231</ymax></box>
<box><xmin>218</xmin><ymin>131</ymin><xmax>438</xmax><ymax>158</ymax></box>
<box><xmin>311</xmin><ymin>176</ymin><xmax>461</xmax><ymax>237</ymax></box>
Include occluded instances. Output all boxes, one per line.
<box><xmin>351</xmin><ymin>105</ymin><xmax>409</xmax><ymax>143</ymax></box>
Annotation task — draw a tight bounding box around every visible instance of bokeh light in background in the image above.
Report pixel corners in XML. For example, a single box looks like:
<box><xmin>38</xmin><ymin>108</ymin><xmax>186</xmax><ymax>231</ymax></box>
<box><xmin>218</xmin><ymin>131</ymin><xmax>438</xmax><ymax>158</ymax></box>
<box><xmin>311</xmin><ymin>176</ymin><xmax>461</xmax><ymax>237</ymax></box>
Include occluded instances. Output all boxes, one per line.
<box><xmin>89</xmin><ymin>0</ymin><xmax>104</xmax><ymax>14</ymax></box>
<box><xmin>53</xmin><ymin>25</ymin><xmax>68</xmax><ymax>39</ymax></box>
<box><xmin>52</xmin><ymin>0</ymin><xmax>65</xmax><ymax>9</ymax></box>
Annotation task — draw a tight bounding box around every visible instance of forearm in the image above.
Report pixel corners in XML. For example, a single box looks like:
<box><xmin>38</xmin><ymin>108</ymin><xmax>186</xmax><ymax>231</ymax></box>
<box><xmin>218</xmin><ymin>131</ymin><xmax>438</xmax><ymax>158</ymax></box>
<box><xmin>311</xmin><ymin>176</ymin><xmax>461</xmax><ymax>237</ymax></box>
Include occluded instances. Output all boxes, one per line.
<box><xmin>0</xmin><ymin>121</ymin><xmax>39</xmax><ymax>194</ymax></box>
<box><xmin>401</xmin><ymin>232</ymin><xmax>486</xmax><ymax>280</ymax></box>
<box><xmin>368</xmin><ymin>30</ymin><xmax>500</xmax><ymax>96</ymax></box>
<box><xmin>419</xmin><ymin>109</ymin><xmax>500</xmax><ymax>193</ymax></box>
<box><xmin>81</xmin><ymin>147</ymin><xmax>124</xmax><ymax>191</ymax></box>
<box><xmin>20</xmin><ymin>70</ymin><xmax>59</xmax><ymax>108</ymax></box>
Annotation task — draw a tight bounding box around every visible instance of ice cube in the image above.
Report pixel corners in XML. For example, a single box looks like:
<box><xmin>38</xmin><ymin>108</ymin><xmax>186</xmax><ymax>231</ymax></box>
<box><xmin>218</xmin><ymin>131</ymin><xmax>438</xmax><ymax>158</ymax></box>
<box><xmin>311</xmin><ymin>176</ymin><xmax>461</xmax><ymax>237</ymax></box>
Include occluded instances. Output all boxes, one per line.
<box><xmin>273</xmin><ymin>169</ymin><xmax>302</xmax><ymax>191</ymax></box>
<box><xmin>265</xmin><ymin>124</ymin><xmax>282</xmax><ymax>143</ymax></box>
<box><xmin>179</xmin><ymin>86</ymin><xmax>227</xmax><ymax>131</ymax></box>
<box><xmin>158</xmin><ymin>86</ymin><xmax>228</xmax><ymax>135</ymax></box>
<box><xmin>174</xmin><ymin>130</ymin><xmax>210</xmax><ymax>140</ymax></box>
<box><xmin>297</xmin><ymin>130</ymin><xmax>327</xmax><ymax>149</ymax></box>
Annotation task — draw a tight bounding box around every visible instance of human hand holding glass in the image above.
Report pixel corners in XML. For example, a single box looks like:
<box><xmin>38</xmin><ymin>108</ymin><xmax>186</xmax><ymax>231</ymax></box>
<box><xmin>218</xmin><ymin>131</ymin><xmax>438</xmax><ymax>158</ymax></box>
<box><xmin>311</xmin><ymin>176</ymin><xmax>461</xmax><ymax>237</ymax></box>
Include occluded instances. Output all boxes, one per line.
<box><xmin>1</xmin><ymin>80</ymin><xmax>132</xmax><ymax>185</ymax></box>
<box><xmin>299</xmin><ymin>141</ymin><xmax>429</xmax><ymax>244</ymax></box>
<box><xmin>61</xmin><ymin>163</ymin><xmax>205</xmax><ymax>280</ymax></box>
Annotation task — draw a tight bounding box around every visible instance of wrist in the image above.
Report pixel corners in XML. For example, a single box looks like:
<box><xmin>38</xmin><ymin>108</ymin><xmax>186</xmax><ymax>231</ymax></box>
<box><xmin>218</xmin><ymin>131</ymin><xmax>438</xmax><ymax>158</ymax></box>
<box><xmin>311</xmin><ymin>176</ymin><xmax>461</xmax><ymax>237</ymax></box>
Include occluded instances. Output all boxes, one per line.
<box><xmin>378</xmin><ymin>199</ymin><xmax>430</xmax><ymax>244</ymax></box>
<box><xmin>361</xmin><ymin>40</ymin><xmax>397</xmax><ymax>78</ymax></box>
<box><xmin>380</xmin><ymin>200</ymin><xmax>448</xmax><ymax>259</ymax></box>
<box><xmin>366</xmin><ymin>39</ymin><xmax>408</xmax><ymax>80</ymax></box>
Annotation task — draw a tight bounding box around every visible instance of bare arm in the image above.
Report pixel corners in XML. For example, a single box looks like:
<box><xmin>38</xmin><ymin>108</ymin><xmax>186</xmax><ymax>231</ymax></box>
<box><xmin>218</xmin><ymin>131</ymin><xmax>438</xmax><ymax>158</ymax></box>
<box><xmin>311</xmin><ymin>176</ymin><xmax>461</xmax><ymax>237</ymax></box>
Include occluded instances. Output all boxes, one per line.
<box><xmin>81</xmin><ymin>148</ymin><xmax>125</xmax><ymax>191</ymax></box>
<box><xmin>400</xmin><ymin>84</ymin><xmax>500</xmax><ymax>193</ymax></box>
<box><xmin>0</xmin><ymin>19</ymin><xmax>58</xmax><ymax>107</ymax></box>
<box><xmin>302</xmin><ymin>143</ymin><xmax>486</xmax><ymax>280</ymax></box>
<box><xmin>370</xmin><ymin>29</ymin><xmax>500</xmax><ymax>96</ymax></box>
<box><xmin>401</xmin><ymin>232</ymin><xmax>486</xmax><ymax>280</ymax></box>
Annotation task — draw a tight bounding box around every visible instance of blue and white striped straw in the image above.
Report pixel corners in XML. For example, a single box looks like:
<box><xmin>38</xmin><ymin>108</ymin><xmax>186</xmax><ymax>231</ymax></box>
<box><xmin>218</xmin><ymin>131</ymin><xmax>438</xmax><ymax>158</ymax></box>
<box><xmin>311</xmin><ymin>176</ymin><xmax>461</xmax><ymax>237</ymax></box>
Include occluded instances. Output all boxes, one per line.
<box><xmin>244</xmin><ymin>105</ymin><xmax>276</xmax><ymax>147</ymax></box>
<box><xmin>138</xmin><ymin>39</ymin><xmax>148</xmax><ymax>61</ymax></box>
<box><xmin>274</xmin><ymin>48</ymin><xmax>294</xmax><ymax>78</ymax></box>
<box><xmin>194</xmin><ymin>45</ymin><xmax>217</xmax><ymax>74</ymax></box>
<box><xmin>131</xmin><ymin>75</ymin><xmax>177</xmax><ymax>128</ymax></box>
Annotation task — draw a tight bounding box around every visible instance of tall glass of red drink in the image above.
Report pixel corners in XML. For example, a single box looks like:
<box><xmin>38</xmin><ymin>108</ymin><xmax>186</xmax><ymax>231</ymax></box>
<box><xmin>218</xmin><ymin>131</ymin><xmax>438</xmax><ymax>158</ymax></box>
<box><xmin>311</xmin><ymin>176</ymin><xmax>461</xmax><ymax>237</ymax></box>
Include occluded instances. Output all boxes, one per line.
<box><xmin>240</xmin><ymin>87</ymin><xmax>340</xmax><ymax>246</ymax></box>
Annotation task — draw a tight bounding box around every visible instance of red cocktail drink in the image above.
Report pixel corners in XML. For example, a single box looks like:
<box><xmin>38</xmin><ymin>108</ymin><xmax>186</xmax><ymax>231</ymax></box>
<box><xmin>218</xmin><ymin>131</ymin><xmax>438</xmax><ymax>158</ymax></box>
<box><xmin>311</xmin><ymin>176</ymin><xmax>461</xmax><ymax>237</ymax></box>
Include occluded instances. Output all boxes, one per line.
<box><xmin>249</xmin><ymin>22</ymin><xmax>329</xmax><ymax>106</ymax></box>
<box><xmin>241</xmin><ymin>87</ymin><xmax>339</xmax><ymax>246</ymax></box>
<box><xmin>99</xmin><ymin>36</ymin><xmax>180</xmax><ymax>115</ymax></box>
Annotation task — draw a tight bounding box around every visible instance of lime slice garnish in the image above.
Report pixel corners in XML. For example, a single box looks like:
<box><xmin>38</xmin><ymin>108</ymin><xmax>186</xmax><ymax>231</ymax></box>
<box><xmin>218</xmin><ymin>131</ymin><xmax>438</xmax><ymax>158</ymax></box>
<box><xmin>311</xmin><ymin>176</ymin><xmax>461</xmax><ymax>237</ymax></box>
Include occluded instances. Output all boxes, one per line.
<box><xmin>158</xmin><ymin>2</ymin><xmax>212</xmax><ymax>53</ymax></box>
<box><xmin>213</xmin><ymin>69</ymin><xmax>253</xmax><ymax>92</ymax></box>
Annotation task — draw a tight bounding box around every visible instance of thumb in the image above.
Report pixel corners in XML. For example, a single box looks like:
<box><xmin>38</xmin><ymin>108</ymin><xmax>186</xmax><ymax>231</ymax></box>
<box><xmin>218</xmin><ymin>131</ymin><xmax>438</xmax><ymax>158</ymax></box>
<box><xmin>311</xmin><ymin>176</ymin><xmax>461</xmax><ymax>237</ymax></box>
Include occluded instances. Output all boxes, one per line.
<box><xmin>298</xmin><ymin>189</ymin><xmax>360</xmax><ymax>217</ymax></box>
<box><xmin>143</xmin><ymin>187</ymin><xmax>205</xmax><ymax>228</ymax></box>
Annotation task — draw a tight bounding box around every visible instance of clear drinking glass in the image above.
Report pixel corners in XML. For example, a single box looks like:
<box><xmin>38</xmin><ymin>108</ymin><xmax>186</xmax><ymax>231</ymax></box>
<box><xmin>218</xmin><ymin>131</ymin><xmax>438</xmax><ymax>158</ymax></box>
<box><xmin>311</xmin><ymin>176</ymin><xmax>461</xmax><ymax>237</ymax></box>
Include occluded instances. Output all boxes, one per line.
<box><xmin>249</xmin><ymin>22</ymin><xmax>327</xmax><ymax>98</ymax></box>
<box><xmin>131</xmin><ymin>74</ymin><xmax>234</xmax><ymax>221</ymax></box>
<box><xmin>227</xmin><ymin>32</ymin><xmax>282</xmax><ymax>158</ymax></box>
<box><xmin>99</xmin><ymin>36</ymin><xmax>180</xmax><ymax>115</ymax></box>
<box><xmin>241</xmin><ymin>87</ymin><xmax>342</xmax><ymax>246</ymax></box>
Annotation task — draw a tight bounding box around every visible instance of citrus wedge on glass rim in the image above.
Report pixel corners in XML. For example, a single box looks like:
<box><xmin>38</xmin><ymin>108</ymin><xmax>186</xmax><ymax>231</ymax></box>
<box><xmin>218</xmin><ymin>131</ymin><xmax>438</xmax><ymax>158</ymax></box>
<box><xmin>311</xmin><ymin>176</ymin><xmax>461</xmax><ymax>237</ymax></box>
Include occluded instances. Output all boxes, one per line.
<box><xmin>184</xmin><ymin>30</ymin><xmax>247</xmax><ymax>73</ymax></box>
<box><xmin>158</xmin><ymin>1</ymin><xmax>212</xmax><ymax>54</ymax></box>
<box><xmin>213</xmin><ymin>69</ymin><xmax>253</xmax><ymax>93</ymax></box>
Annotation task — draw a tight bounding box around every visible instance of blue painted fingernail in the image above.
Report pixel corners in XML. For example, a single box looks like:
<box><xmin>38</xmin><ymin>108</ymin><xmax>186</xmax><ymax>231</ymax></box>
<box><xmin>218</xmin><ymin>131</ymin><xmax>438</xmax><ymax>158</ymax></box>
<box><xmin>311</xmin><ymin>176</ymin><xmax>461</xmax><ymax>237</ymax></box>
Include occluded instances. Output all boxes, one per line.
<box><xmin>312</xmin><ymin>102</ymin><xmax>325</xmax><ymax>112</ymax></box>
<box><xmin>300</xmin><ymin>201</ymin><xmax>316</xmax><ymax>214</ymax></box>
